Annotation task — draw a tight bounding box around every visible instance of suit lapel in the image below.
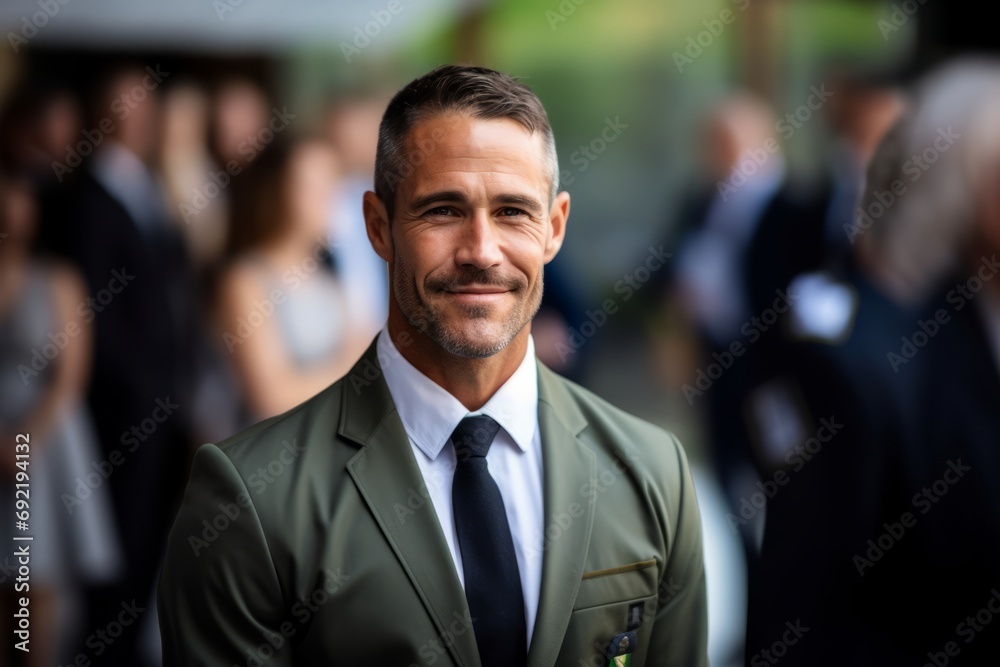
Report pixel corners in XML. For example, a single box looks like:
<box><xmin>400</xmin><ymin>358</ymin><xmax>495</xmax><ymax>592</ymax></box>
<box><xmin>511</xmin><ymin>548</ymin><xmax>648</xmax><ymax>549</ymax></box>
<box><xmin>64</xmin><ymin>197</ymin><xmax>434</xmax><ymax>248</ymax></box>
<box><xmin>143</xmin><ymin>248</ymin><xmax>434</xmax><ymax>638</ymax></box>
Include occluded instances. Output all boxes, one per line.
<box><xmin>340</xmin><ymin>339</ymin><xmax>481</xmax><ymax>667</ymax></box>
<box><xmin>527</xmin><ymin>363</ymin><xmax>597</xmax><ymax>667</ymax></box>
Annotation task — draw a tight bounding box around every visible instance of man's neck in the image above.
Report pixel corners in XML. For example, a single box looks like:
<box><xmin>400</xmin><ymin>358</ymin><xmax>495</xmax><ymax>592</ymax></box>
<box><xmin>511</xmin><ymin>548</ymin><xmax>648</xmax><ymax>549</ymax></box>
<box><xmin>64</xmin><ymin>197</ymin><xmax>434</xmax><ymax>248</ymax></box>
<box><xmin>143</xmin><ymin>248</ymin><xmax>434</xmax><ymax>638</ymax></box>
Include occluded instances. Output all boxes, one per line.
<box><xmin>386</xmin><ymin>309</ymin><xmax>530</xmax><ymax>412</ymax></box>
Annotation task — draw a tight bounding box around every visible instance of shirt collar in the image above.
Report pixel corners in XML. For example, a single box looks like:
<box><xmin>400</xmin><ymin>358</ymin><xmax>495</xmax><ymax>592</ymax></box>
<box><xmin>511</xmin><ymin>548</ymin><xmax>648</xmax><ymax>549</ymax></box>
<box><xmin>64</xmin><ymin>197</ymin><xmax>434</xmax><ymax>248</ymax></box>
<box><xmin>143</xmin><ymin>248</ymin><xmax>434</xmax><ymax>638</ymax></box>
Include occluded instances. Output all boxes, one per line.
<box><xmin>91</xmin><ymin>141</ymin><xmax>162</xmax><ymax>234</ymax></box>
<box><xmin>376</xmin><ymin>327</ymin><xmax>538</xmax><ymax>461</ymax></box>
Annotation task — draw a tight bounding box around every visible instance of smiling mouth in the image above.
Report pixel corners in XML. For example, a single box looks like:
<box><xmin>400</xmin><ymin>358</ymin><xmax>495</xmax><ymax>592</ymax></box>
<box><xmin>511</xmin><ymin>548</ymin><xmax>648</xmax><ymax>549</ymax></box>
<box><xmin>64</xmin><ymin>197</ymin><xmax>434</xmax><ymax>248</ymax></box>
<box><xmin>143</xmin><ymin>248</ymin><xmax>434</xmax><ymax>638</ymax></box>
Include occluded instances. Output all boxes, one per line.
<box><xmin>446</xmin><ymin>288</ymin><xmax>510</xmax><ymax>298</ymax></box>
<box><xmin>441</xmin><ymin>285</ymin><xmax>513</xmax><ymax>304</ymax></box>
<box><xmin>448</xmin><ymin>286</ymin><xmax>511</xmax><ymax>294</ymax></box>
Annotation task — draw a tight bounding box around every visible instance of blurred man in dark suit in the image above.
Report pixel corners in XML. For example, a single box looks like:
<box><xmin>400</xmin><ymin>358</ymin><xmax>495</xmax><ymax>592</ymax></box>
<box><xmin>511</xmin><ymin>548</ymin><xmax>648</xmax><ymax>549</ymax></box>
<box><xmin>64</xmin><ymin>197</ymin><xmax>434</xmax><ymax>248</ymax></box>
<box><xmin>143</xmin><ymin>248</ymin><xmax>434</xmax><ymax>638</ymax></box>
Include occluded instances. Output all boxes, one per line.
<box><xmin>673</xmin><ymin>93</ymin><xmax>823</xmax><ymax>563</ymax></box>
<box><xmin>745</xmin><ymin>59</ymin><xmax>1000</xmax><ymax>664</ymax></box>
<box><xmin>743</xmin><ymin>116</ymin><xmax>922</xmax><ymax>664</ymax></box>
<box><xmin>905</xmin><ymin>60</ymin><xmax>1000</xmax><ymax>663</ymax></box>
<box><xmin>60</xmin><ymin>65</ymin><xmax>200</xmax><ymax>666</ymax></box>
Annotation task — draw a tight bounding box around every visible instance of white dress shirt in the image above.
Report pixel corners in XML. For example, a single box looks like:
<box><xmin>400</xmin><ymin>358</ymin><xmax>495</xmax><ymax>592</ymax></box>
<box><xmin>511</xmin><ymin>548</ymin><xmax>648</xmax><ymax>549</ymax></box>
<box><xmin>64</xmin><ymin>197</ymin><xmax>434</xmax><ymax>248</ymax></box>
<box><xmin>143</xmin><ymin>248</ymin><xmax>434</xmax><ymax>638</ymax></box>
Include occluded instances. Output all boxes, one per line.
<box><xmin>376</xmin><ymin>327</ymin><xmax>544</xmax><ymax>648</ymax></box>
<box><xmin>676</xmin><ymin>158</ymin><xmax>785</xmax><ymax>346</ymax></box>
<box><xmin>91</xmin><ymin>140</ymin><xmax>169</xmax><ymax>237</ymax></box>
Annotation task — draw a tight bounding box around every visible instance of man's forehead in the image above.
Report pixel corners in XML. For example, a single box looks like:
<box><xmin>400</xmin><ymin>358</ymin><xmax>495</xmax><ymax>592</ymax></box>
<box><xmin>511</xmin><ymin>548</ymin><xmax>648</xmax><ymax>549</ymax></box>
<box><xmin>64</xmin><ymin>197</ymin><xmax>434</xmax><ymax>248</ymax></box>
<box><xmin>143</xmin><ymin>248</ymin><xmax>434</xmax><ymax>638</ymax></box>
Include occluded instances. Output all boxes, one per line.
<box><xmin>403</xmin><ymin>114</ymin><xmax>548</xmax><ymax>184</ymax></box>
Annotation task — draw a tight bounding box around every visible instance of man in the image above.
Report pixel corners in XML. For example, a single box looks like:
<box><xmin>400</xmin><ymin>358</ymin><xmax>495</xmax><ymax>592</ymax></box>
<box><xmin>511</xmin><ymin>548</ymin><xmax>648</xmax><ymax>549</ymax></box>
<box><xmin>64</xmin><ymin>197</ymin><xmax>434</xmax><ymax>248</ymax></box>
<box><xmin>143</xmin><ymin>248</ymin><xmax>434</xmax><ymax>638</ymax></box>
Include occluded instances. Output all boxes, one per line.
<box><xmin>743</xmin><ymin>118</ymin><xmax>922</xmax><ymax>665</ymax></box>
<box><xmin>158</xmin><ymin>64</ymin><xmax>708</xmax><ymax>666</ymax></box>
<box><xmin>56</xmin><ymin>66</ymin><xmax>199</xmax><ymax>667</ymax></box>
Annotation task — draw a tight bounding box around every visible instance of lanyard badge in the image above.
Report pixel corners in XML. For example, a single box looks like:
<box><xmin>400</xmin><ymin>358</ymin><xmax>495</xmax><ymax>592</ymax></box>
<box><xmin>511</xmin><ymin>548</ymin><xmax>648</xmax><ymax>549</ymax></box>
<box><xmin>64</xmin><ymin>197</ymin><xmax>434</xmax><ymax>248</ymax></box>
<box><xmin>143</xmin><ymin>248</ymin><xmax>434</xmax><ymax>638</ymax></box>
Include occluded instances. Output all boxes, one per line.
<box><xmin>605</xmin><ymin>631</ymin><xmax>636</xmax><ymax>666</ymax></box>
<box><xmin>605</xmin><ymin>602</ymin><xmax>642</xmax><ymax>666</ymax></box>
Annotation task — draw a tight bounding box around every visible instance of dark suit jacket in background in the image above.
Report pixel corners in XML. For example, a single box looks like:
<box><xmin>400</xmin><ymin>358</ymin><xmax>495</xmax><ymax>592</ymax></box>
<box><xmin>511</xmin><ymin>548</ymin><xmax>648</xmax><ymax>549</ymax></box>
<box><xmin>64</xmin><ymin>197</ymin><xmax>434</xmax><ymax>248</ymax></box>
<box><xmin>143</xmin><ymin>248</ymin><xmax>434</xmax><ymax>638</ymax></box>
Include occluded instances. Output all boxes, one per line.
<box><xmin>744</xmin><ymin>266</ymin><xmax>923</xmax><ymax>664</ymax></box>
<box><xmin>908</xmin><ymin>292</ymin><xmax>1000</xmax><ymax>663</ymax></box>
<box><xmin>52</xmin><ymin>166</ymin><xmax>200</xmax><ymax>666</ymax></box>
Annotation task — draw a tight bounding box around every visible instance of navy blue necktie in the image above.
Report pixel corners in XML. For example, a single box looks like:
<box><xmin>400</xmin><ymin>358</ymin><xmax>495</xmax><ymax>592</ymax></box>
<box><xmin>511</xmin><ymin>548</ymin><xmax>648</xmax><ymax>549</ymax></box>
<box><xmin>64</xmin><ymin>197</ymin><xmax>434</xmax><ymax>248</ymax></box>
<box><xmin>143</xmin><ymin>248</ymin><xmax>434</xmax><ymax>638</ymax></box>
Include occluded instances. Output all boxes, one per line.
<box><xmin>451</xmin><ymin>415</ymin><xmax>527</xmax><ymax>667</ymax></box>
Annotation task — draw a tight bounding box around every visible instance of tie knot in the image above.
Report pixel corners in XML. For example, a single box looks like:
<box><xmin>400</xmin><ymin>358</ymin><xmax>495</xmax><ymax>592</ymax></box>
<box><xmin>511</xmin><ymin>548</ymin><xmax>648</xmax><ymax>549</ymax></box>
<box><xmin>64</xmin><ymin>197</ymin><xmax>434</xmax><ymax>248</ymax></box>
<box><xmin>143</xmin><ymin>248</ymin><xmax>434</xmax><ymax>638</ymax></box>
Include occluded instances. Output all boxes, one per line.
<box><xmin>451</xmin><ymin>415</ymin><xmax>501</xmax><ymax>460</ymax></box>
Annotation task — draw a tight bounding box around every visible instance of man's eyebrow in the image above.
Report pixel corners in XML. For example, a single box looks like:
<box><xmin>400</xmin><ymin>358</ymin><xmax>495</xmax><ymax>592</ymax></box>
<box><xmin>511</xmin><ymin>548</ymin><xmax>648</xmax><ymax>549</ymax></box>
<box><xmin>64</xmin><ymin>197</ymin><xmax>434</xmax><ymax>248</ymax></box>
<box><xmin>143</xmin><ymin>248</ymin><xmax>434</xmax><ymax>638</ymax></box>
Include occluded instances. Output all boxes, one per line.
<box><xmin>407</xmin><ymin>191</ymin><xmax>545</xmax><ymax>215</ymax></box>
<box><xmin>494</xmin><ymin>193</ymin><xmax>544</xmax><ymax>214</ymax></box>
<box><xmin>408</xmin><ymin>191</ymin><xmax>468</xmax><ymax>211</ymax></box>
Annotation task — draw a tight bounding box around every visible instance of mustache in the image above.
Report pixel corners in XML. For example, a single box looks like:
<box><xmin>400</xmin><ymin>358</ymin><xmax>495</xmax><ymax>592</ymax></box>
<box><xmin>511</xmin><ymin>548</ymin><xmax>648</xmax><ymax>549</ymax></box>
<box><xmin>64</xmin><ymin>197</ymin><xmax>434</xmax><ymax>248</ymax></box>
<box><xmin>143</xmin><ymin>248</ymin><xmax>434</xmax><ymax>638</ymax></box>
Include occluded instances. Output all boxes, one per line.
<box><xmin>427</xmin><ymin>268</ymin><xmax>527</xmax><ymax>292</ymax></box>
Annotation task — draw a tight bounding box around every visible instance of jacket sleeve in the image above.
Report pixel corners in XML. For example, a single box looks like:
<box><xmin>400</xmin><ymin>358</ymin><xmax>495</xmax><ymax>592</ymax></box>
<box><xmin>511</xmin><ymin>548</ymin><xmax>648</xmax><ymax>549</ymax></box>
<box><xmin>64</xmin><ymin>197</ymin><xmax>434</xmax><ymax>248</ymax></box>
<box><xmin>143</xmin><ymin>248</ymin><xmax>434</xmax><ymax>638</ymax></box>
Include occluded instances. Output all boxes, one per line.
<box><xmin>158</xmin><ymin>443</ymin><xmax>292</xmax><ymax>667</ymax></box>
<box><xmin>646</xmin><ymin>435</ymin><xmax>709</xmax><ymax>666</ymax></box>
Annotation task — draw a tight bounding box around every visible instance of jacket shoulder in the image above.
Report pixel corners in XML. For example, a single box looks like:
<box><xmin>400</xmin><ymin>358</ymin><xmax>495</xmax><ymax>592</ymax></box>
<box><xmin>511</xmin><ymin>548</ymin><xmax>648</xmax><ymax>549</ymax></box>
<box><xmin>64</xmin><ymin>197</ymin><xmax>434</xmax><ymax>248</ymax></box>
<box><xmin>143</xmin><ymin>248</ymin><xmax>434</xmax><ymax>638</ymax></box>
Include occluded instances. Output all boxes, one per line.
<box><xmin>214</xmin><ymin>379</ymin><xmax>347</xmax><ymax>471</ymax></box>
<box><xmin>542</xmin><ymin>367</ymin><xmax>691</xmax><ymax>487</ymax></box>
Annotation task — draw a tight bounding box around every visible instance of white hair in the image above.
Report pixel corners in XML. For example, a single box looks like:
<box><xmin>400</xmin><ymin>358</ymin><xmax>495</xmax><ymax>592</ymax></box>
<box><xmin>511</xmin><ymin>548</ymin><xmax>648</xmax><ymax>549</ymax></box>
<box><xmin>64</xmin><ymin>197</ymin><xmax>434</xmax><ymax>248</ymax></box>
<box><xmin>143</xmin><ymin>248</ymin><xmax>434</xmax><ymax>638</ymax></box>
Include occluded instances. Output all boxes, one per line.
<box><xmin>867</xmin><ymin>58</ymin><xmax>1000</xmax><ymax>302</ymax></box>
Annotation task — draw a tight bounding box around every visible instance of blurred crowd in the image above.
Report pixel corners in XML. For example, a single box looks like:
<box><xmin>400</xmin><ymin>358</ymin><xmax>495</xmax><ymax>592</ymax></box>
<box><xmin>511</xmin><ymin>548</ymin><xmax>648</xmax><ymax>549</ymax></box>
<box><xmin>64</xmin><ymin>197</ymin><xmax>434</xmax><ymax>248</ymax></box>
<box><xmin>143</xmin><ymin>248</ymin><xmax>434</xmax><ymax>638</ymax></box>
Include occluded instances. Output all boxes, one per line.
<box><xmin>666</xmin><ymin>59</ymin><xmax>1000</xmax><ymax>664</ymax></box>
<box><xmin>0</xmin><ymin>60</ymin><xmax>590</xmax><ymax>666</ymax></box>
<box><xmin>1</xmin><ymin>51</ymin><xmax>1000</xmax><ymax>666</ymax></box>
<box><xmin>0</xmin><ymin>65</ymin><xmax>401</xmax><ymax>666</ymax></box>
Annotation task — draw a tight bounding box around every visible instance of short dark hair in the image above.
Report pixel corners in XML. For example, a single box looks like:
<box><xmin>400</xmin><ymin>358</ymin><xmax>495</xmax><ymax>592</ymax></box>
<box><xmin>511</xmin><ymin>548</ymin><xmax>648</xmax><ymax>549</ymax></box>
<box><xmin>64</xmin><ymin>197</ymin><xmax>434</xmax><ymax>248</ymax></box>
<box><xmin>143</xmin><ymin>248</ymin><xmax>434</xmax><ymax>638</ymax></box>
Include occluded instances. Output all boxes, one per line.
<box><xmin>374</xmin><ymin>64</ymin><xmax>558</xmax><ymax>220</ymax></box>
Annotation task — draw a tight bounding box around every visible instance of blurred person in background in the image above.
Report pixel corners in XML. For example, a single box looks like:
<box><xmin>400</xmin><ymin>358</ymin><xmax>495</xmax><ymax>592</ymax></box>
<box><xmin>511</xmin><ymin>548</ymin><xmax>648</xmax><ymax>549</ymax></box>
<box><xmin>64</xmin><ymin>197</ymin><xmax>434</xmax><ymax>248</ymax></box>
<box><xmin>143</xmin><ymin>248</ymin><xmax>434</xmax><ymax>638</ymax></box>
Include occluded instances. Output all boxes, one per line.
<box><xmin>0</xmin><ymin>83</ymin><xmax>80</xmax><ymax>184</ymax></box>
<box><xmin>217</xmin><ymin>137</ymin><xmax>369</xmax><ymax>421</ymax></box>
<box><xmin>33</xmin><ymin>86</ymin><xmax>84</xmax><ymax>261</ymax></box>
<box><xmin>744</xmin><ymin>59</ymin><xmax>1000</xmax><ymax>663</ymax></box>
<box><xmin>58</xmin><ymin>64</ymin><xmax>202</xmax><ymax>666</ymax></box>
<box><xmin>903</xmin><ymin>59</ymin><xmax>1000</xmax><ymax>662</ymax></box>
<box><xmin>527</xmin><ymin>255</ymin><xmax>592</xmax><ymax>382</ymax></box>
<box><xmin>675</xmin><ymin>92</ymin><xmax>787</xmax><ymax>347</ymax></box>
<box><xmin>818</xmin><ymin>73</ymin><xmax>906</xmax><ymax>262</ymax></box>
<box><xmin>672</xmin><ymin>92</ymin><xmax>799</xmax><ymax>557</ymax></box>
<box><xmin>321</xmin><ymin>94</ymin><xmax>390</xmax><ymax>341</ymax></box>
<box><xmin>0</xmin><ymin>83</ymin><xmax>83</xmax><ymax>261</ymax></box>
<box><xmin>161</xmin><ymin>81</ymin><xmax>229</xmax><ymax>280</ymax></box>
<box><xmin>161</xmin><ymin>79</ymin><xmax>257</xmax><ymax>451</ymax></box>
<box><xmin>0</xmin><ymin>174</ymin><xmax>121</xmax><ymax>667</ymax></box>
<box><xmin>209</xmin><ymin>77</ymin><xmax>270</xmax><ymax>177</ymax></box>
<box><xmin>743</xmin><ymin>115</ymin><xmax>921</xmax><ymax>665</ymax></box>
<box><xmin>736</xmin><ymin>82</ymin><xmax>903</xmax><ymax>503</ymax></box>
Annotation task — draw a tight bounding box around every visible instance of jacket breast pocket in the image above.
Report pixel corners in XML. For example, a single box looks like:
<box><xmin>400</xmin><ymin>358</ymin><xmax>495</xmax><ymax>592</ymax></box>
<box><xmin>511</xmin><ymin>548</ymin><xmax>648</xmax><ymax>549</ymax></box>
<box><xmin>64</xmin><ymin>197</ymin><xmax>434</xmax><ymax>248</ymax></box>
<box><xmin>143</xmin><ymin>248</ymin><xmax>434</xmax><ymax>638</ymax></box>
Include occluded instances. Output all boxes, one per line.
<box><xmin>573</xmin><ymin>558</ymin><xmax>658</xmax><ymax>611</ymax></box>
<box><xmin>560</xmin><ymin>561</ymin><xmax>660</xmax><ymax>667</ymax></box>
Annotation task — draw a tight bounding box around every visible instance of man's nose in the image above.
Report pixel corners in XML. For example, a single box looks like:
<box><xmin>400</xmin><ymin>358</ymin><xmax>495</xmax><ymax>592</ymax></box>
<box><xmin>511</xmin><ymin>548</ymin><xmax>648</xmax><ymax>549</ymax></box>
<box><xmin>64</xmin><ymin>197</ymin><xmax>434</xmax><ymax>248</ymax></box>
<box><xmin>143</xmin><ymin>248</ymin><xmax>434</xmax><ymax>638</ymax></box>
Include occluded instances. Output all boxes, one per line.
<box><xmin>454</xmin><ymin>210</ymin><xmax>503</xmax><ymax>269</ymax></box>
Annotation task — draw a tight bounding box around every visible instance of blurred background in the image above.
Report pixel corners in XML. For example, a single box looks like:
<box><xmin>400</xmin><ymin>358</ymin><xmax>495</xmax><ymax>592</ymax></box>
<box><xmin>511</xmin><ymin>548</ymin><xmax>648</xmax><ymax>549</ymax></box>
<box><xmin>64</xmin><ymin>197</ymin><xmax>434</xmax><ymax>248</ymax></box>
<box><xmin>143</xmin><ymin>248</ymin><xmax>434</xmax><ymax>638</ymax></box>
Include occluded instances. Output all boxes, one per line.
<box><xmin>2</xmin><ymin>0</ymin><xmax>999</xmax><ymax>665</ymax></box>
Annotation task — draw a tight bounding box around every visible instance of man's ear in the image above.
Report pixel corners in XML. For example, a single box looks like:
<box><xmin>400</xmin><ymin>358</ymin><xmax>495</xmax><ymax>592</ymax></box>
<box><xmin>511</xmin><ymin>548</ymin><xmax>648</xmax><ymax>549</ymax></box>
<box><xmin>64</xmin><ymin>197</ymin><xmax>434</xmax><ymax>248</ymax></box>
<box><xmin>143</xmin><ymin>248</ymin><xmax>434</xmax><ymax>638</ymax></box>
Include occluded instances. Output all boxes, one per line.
<box><xmin>363</xmin><ymin>191</ymin><xmax>393</xmax><ymax>262</ymax></box>
<box><xmin>543</xmin><ymin>190</ymin><xmax>570</xmax><ymax>263</ymax></box>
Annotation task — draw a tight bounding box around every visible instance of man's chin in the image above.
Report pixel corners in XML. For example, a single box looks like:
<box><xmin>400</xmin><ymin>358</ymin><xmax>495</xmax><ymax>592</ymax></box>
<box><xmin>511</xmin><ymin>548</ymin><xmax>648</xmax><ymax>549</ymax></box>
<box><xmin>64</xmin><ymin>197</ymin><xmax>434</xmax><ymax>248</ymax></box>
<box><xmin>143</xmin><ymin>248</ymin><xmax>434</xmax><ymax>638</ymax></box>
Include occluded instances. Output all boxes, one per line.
<box><xmin>431</xmin><ymin>292</ymin><xmax>511</xmax><ymax>319</ymax></box>
<box><xmin>435</xmin><ymin>322</ymin><xmax>518</xmax><ymax>358</ymax></box>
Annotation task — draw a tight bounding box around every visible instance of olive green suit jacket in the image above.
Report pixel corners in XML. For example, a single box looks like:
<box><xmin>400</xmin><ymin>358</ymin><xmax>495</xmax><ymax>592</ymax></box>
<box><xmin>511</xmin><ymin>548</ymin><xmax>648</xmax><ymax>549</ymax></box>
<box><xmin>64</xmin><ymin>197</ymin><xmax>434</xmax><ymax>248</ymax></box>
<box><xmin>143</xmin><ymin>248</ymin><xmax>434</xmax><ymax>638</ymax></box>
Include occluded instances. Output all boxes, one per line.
<box><xmin>158</xmin><ymin>338</ymin><xmax>708</xmax><ymax>666</ymax></box>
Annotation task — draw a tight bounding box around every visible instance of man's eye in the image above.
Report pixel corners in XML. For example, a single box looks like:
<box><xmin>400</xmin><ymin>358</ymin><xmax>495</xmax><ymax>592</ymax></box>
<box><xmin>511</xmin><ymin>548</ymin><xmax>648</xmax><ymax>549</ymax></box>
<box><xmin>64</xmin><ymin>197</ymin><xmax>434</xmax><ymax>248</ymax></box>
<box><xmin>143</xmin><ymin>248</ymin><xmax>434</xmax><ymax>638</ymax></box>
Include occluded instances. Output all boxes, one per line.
<box><xmin>499</xmin><ymin>207</ymin><xmax>527</xmax><ymax>218</ymax></box>
<box><xmin>424</xmin><ymin>206</ymin><xmax>456</xmax><ymax>217</ymax></box>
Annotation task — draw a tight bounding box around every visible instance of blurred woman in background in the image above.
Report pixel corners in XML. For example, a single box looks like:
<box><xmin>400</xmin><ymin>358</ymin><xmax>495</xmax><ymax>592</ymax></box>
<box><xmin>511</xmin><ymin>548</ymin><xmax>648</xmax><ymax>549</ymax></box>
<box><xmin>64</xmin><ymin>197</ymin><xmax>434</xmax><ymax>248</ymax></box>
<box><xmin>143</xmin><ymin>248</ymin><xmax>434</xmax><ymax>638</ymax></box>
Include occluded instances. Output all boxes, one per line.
<box><xmin>0</xmin><ymin>175</ymin><xmax>121</xmax><ymax>667</ymax></box>
<box><xmin>217</xmin><ymin>137</ymin><xmax>369</xmax><ymax>422</ymax></box>
<box><xmin>160</xmin><ymin>81</ymin><xmax>229</xmax><ymax>278</ymax></box>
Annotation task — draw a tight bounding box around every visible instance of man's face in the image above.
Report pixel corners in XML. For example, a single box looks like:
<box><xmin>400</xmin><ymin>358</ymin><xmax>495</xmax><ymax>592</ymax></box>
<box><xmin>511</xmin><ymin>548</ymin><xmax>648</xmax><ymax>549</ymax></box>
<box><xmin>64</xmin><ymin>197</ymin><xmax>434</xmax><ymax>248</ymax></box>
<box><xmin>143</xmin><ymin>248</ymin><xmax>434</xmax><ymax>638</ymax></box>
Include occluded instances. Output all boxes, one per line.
<box><xmin>366</xmin><ymin>112</ymin><xmax>568</xmax><ymax>358</ymax></box>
